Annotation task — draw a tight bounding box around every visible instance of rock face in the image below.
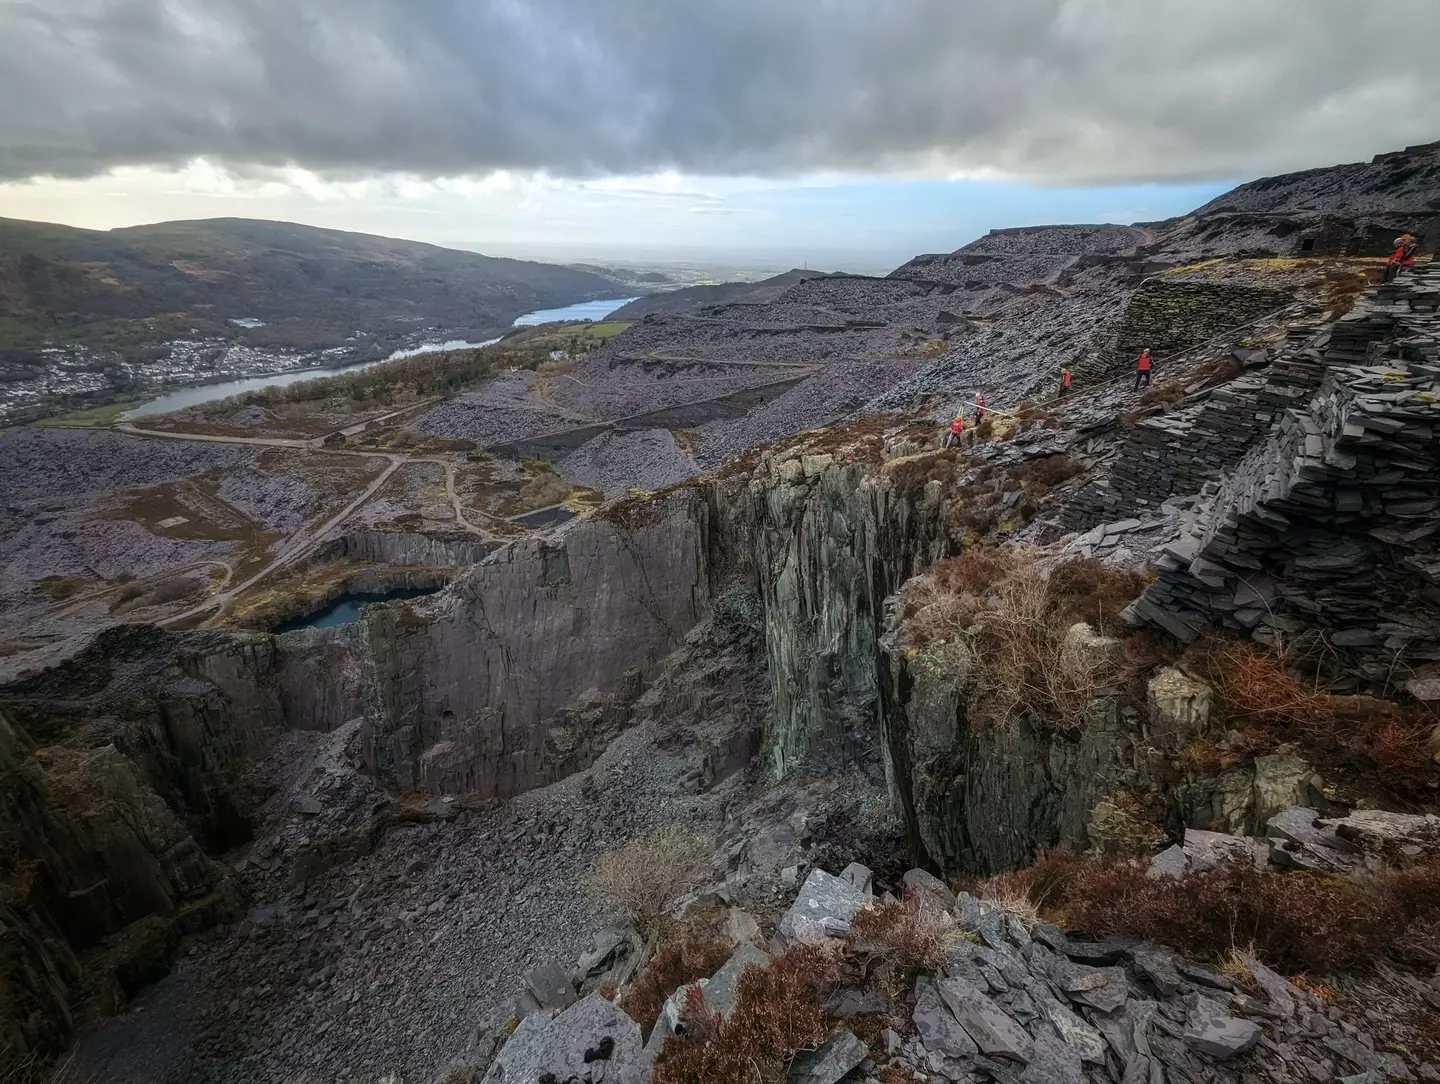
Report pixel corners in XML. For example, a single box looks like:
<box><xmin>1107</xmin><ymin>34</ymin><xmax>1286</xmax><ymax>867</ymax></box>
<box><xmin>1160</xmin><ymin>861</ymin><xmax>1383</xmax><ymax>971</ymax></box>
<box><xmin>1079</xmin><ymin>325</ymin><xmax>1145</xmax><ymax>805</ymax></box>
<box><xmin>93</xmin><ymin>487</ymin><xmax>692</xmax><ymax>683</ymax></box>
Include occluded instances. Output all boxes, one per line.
<box><xmin>749</xmin><ymin>452</ymin><xmax>954</xmax><ymax>776</ymax></box>
<box><xmin>877</xmin><ymin>644</ymin><xmax>1324</xmax><ymax>875</ymax></box>
<box><xmin>0</xmin><ymin>623</ymin><xmax>362</xmax><ymax>1068</ymax></box>
<box><xmin>360</xmin><ymin>488</ymin><xmax>711</xmax><ymax>795</ymax></box>
<box><xmin>0</xmin><ymin>705</ymin><xmax>231</xmax><ymax>1070</ymax></box>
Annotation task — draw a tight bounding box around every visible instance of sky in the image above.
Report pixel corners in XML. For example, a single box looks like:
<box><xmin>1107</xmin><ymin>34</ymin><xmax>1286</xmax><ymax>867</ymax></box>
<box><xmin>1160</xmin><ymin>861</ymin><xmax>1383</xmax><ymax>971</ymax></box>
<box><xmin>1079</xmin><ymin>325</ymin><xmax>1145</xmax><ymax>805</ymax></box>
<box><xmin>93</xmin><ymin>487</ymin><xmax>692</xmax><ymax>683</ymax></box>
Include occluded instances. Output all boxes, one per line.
<box><xmin>2</xmin><ymin>0</ymin><xmax>1438</xmax><ymax>270</ymax></box>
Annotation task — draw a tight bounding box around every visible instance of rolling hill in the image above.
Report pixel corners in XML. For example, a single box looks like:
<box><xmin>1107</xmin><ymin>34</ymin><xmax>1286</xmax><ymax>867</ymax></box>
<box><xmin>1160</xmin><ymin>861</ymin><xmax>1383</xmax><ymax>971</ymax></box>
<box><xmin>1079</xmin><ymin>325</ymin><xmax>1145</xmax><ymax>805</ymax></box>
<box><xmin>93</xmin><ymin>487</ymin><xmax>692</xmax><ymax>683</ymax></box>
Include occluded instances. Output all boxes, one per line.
<box><xmin>0</xmin><ymin>216</ymin><xmax>631</xmax><ymax>357</ymax></box>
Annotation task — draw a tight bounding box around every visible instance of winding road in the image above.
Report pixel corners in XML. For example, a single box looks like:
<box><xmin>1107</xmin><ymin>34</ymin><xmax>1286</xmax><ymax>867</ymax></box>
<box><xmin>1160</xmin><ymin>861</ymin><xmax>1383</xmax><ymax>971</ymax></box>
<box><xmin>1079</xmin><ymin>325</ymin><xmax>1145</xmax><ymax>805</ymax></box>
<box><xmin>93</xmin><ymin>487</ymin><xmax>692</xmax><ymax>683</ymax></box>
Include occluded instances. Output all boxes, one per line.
<box><xmin>111</xmin><ymin>420</ymin><xmax>503</xmax><ymax>627</ymax></box>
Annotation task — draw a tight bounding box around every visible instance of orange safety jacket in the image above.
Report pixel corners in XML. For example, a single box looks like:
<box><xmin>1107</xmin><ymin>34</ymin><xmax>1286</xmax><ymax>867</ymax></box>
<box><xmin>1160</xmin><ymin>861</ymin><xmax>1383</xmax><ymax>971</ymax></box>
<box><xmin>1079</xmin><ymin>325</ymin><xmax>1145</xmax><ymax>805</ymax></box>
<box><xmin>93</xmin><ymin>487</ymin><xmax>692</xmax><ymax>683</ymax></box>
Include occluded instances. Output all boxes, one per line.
<box><xmin>1391</xmin><ymin>245</ymin><xmax>1418</xmax><ymax>267</ymax></box>
<box><xmin>1061</xmin><ymin>369</ymin><xmax>1072</xmax><ymax>387</ymax></box>
<box><xmin>950</xmin><ymin>415</ymin><xmax>965</xmax><ymax>434</ymax></box>
<box><xmin>1137</xmin><ymin>352</ymin><xmax>1152</xmax><ymax>371</ymax></box>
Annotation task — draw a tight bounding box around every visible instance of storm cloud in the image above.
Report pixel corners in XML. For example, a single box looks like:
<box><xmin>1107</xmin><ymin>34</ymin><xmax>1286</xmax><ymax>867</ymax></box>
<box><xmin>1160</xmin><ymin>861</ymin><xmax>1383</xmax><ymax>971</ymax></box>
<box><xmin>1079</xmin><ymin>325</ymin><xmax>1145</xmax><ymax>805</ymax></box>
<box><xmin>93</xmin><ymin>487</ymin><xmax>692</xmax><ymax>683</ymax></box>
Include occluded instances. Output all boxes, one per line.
<box><xmin>2</xmin><ymin>0</ymin><xmax>1438</xmax><ymax>185</ymax></box>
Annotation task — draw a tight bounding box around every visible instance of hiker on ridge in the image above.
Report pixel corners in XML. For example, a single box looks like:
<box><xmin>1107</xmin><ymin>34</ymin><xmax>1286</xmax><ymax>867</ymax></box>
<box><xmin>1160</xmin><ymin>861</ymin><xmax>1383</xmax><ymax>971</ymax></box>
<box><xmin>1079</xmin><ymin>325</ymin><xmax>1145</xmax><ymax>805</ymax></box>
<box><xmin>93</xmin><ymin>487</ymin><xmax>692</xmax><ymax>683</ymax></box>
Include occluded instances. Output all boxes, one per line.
<box><xmin>944</xmin><ymin>410</ymin><xmax>966</xmax><ymax>449</ymax></box>
<box><xmin>1059</xmin><ymin>366</ymin><xmax>1072</xmax><ymax>398</ymax></box>
<box><xmin>974</xmin><ymin>390</ymin><xmax>987</xmax><ymax>422</ymax></box>
<box><xmin>1135</xmin><ymin>348</ymin><xmax>1153</xmax><ymax>391</ymax></box>
<box><xmin>1385</xmin><ymin>233</ymin><xmax>1419</xmax><ymax>283</ymax></box>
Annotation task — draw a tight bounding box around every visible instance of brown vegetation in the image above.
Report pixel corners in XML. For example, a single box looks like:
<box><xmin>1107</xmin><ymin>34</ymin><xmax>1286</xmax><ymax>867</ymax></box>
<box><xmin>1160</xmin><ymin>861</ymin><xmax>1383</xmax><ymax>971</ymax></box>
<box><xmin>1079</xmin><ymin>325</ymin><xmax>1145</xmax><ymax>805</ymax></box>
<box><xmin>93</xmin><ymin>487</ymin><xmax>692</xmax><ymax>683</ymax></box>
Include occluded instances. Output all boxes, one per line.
<box><xmin>966</xmin><ymin>850</ymin><xmax>1440</xmax><ymax>975</ymax></box>
<box><xmin>848</xmin><ymin>893</ymin><xmax>958</xmax><ymax>972</ymax></box>
<box><xmin>651</xmin><ymin>945</ymin><xmax>840</xmax><ymax>1084</ymax></box>
<box><xmin>900</xmin><ymin>551</ymin><xmax>1146</xmax><ymax>729</ymax></box>
<box><xmin>625</xmin><ymin>927</ymin><xmax>734</xmax><ymax>1039</ymax></box>
<box><xmin>1191</xmin><ymin>639</ymin><xmax>1439</xmax><ymax>794</ymax></box>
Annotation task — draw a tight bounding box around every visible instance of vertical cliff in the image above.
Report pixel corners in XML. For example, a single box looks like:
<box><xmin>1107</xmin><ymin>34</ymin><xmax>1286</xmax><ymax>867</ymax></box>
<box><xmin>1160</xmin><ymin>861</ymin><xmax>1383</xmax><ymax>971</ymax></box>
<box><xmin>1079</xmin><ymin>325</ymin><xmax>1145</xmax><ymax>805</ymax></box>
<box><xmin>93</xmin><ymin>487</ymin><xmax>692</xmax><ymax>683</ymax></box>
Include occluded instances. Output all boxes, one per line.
<box><xmin>360</xmin><ymin>488</ymin><xmax>712</xmax><ymax>795</ymax></box>
<box><xmin>746</xmin><ymin>451</ymin><xmax>955</xmax><ymax>777</ymax></box>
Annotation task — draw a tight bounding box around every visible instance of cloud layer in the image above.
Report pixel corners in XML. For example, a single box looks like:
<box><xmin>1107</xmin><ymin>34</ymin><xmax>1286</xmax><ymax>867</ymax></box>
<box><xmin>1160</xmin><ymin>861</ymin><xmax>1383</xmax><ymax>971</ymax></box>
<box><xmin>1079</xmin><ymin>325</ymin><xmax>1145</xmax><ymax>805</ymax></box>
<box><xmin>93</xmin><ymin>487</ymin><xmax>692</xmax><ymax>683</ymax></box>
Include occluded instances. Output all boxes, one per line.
<box><xmin>3</xmin><ymin>0</ymin><xmax>1438</xmax><ymax>185</ymax></box>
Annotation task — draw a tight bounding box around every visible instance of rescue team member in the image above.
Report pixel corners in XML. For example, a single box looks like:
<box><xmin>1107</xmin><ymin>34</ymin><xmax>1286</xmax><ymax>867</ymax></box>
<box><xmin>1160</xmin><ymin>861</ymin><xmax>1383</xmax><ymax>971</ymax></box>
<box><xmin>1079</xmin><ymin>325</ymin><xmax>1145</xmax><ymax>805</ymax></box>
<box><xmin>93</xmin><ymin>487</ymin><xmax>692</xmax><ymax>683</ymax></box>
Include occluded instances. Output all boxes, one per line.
<box><xmin>974</xmin><ymin>391</ymin><xmax>986</xmax><ymax>421</ymax></box>
<box><xmin>1059</xmin><ymin>367</ymin><xmax>1072</xmax><ymax>397</ymax></box>
<box><xmin>944</xmin><ymin>411</ymin><xmax>966</xmax><ymax>449</ymax></box>
<box><xmin>1385</xmin><ymin>233</ymin><xmax>1419</xmax><ymax>283</ymax></box>
<box><xmin>1135</xmin><ymin>348</ymin><xmax>1153</xmax><ymax>391</ymax></box>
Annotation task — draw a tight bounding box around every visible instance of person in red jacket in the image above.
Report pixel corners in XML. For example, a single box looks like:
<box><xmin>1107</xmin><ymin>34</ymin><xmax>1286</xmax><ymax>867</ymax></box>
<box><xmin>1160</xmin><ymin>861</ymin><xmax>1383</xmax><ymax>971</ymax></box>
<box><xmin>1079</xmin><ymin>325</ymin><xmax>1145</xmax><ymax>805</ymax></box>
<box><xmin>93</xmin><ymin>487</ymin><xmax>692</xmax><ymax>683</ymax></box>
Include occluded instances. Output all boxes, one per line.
<box><xmin>974</xmin><ymin>390</ymin><xmax>986</xmax><ymax>421</ymax></box>
<box><xmin>1134</xmin><ymin>348</ymin><xmax>1153</xmax><ymax>391</ymax></box>
<box><xmin>1059</xmin><ymin>367</ymin><xmax>1072</xmax><ymax>397</ymax></box>
<box><xmin>944</xmin><ymin>411</ymin><xmax>966</xmax><ymax>449</ymax></box>
<box><xmin>1385</xmin><ymin>234</ymin><xmax>1419</xmax><ymax>283</ymax></box>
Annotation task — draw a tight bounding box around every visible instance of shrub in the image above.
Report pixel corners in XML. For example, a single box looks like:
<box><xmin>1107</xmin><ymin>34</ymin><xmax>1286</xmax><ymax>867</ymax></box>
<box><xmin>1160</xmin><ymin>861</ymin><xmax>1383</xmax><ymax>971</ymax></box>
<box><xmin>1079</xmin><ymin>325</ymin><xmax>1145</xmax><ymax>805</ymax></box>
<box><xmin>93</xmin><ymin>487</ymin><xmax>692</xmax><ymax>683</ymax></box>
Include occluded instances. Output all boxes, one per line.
<box><xmin>35</xmin><ymin>576</ymin><xmax>88</xmax><ymax>601</ymax></box>
<box><xmin>968</xmin><ymin>852</ymin><xmax>1440</xmax><ymax>976</ymax></box>
<box><xmin>1046</xmin><ymin>559</ymin><xmax>1146</xmax><ymax>635</ymax></box>
<box><xmin>584</xmin><ymin>826</ymin><xmax>712</xmax><ymax>937</ymax></box>
<box><xmin>1193</xmin><ymin>639</ymin><xmax>1438</xmax><ymax>793</ymax></box>
<box><xmin>148</xmin><ymin>576</ymin><xmax>205</xmax><ymax>606</ymax></box>
<box><xmin>1012</xmin><ymin>455</ymin><xmax>1081</xmax><ymax>494</ymax></box>
<box><xmin>651</xmin><ymin>945</ymin><xmax>840</xmax><ymax>1084</ymax></box>
<box><xmin>899</xmin><ymin>553</ymin><xmax>1146</xmax><ymax>730</ymax></box>
<box><xmin>848</xmin><ymin>891</ymin><xmax>959</xmax><ymax>971</ymax></box>
<box><xmin>625</xmin><ymin>928</ymin><xmax>734</xmax><ymax>1039</ymax></box>
<box><xmin>107</xmin><ymin>583</ymin><xmax>147</xmax><ymax>614</ymax></box>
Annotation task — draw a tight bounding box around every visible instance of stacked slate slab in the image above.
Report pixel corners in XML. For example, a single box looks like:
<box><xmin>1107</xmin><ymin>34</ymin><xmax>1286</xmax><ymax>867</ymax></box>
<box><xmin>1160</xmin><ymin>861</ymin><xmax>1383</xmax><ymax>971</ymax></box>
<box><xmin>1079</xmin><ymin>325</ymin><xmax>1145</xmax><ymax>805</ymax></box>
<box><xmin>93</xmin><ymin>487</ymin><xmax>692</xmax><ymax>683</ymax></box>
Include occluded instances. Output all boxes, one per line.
<box><xmin>1061</xmin><ymin>315</ymin><xmax>1323</xmax><ymax>531</ymax></box>
<box><xmin>1127</xmin><ymin>267</ymin><xmax>1440</xmax><ymax>685</ymax></box>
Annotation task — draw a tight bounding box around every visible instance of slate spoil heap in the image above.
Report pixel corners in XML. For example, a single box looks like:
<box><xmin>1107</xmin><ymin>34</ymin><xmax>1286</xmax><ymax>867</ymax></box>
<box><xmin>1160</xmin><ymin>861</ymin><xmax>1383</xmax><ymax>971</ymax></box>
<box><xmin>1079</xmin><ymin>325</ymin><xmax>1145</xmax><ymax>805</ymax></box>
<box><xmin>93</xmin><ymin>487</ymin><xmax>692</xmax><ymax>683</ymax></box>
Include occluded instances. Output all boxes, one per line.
<box><xmin>475</xmin><ymin>805</ymin><xmax>1440</xmax><ymax>1084</ymax></box>
<box><xmin>1128</xmin><ymin>268</ymin><xmax>1440</xmax><ymax>683</ymax></box>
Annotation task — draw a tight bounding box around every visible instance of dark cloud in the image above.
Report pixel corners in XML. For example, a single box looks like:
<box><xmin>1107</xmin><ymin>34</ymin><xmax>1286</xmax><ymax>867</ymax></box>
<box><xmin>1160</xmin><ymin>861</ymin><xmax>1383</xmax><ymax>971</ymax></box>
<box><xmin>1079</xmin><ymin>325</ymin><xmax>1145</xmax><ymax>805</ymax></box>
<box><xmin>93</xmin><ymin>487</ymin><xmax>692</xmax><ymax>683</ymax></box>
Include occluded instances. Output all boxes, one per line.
<box><xmin>2</xmin><ymin>0</ymin><xmax>1438</xmax><ymax>184</ymax></box>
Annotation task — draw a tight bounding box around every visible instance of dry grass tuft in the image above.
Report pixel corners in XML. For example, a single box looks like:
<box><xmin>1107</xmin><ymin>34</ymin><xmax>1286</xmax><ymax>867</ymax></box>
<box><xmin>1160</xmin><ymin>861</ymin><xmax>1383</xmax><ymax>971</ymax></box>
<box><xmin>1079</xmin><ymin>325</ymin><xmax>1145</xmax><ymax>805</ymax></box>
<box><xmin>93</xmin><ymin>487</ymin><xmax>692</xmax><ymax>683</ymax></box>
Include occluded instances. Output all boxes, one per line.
<box><xmin>625</xmin><ymin>927</ymin><xmax>734</xmax><ymax>1039</ymax></box>
<box><xmin>651</xmin><ymin>945</ymin><xmax>840</xmax><ymax>1084</ymax></box>
<box><xmin>900</xmin><ymin>552</ymin><xmax>1145</xmax><ymax>730</ymax></box>
<box><xmin>584</xmin><ymin>826</ymin><xmax>713</xmax><ymax>937</ymax></box>
<box><xmin>848</xmin><ymin>891</ymin><xmax>959</xmax><ymax>971</ymax></box>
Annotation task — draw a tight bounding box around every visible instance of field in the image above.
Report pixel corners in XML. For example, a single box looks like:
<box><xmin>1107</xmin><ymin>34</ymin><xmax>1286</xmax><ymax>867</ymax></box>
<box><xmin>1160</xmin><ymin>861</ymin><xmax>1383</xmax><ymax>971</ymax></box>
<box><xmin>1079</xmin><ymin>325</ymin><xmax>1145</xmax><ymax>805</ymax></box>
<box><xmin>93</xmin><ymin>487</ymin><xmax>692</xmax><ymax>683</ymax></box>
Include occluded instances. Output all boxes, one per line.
<box><xmin>34</xmin><ymin>400</ymin><xmax>143</xmax><ymax>427</ymax></box>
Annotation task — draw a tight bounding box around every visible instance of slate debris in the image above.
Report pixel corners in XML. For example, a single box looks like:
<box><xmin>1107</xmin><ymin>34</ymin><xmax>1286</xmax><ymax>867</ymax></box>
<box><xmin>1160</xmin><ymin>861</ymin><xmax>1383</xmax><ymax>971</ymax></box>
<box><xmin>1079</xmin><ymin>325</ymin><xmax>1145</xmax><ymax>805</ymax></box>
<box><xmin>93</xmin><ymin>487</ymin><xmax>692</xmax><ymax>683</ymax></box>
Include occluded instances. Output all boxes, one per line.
<box><xmin>1127</xmin><ymin>268</ymin><xmax>1440</xmax><ymax>687</ymax></box>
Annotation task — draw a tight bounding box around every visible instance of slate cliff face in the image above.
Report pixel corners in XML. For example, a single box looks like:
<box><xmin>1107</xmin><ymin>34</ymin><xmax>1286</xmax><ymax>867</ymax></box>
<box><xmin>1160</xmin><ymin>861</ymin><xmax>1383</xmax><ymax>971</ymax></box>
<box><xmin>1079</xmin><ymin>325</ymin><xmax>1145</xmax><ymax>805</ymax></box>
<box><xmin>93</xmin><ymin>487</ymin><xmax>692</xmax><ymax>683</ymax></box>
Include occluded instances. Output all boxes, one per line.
<box><xmin>359</xmin><ymin>491</ymin><xmax>712</xmax><ymax>796</ymax></box>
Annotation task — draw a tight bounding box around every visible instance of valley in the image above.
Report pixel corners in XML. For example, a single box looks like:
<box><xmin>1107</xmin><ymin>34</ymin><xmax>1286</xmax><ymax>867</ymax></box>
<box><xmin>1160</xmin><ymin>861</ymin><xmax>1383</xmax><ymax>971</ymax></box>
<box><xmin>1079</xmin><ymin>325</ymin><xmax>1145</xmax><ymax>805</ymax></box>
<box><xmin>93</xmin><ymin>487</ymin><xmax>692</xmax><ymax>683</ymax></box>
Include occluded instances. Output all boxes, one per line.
<box><xmin>2</xmin><ymin>141</ymin><xmax>1440</xmax><ymax>1084</ymax></box>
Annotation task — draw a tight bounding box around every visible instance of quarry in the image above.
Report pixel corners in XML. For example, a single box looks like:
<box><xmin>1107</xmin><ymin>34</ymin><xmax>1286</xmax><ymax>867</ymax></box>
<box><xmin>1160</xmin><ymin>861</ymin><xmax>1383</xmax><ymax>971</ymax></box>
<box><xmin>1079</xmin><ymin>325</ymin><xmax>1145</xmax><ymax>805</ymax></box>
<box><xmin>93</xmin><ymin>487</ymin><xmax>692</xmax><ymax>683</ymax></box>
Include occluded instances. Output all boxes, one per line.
<box><xmin>2</xmin><ymin>141</ymin><xmax>1440</xmax><ymax>1084</ymax></box>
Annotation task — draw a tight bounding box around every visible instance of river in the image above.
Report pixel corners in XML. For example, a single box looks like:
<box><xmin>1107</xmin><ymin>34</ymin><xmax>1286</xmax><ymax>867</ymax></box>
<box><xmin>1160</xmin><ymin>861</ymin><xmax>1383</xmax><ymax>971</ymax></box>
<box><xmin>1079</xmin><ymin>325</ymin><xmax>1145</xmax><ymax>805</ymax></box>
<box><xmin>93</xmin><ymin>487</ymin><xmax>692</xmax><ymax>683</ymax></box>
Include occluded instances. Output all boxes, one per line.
<box><xmin>118</xmin><ymin>295</ymin><xmax>636</xmax><ymax>420</ymax></box>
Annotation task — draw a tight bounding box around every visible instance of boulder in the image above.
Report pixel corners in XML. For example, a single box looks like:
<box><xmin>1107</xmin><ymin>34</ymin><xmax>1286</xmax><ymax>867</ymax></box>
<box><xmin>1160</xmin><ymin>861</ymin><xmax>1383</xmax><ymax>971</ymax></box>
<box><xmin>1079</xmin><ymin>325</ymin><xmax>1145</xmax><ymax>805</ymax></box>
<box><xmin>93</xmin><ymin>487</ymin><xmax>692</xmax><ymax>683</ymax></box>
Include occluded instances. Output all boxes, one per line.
<box><xmin>724</xmin><ymin>908</ymin><xmax>762</xmax><ymax>946</ymax></box>
<box><xmin>482</xmin><ymin>994</ymin><xmax>646</xmax><ymax>1084</ymax></box>
<box><xmin>787</xmin><ymin>1029</ymin><xmax>868</xmax><ymax>1084</ymax></box>
<box><xmin>778</xmin><ymin>869</ymin><xmax>866</xmax><ymax>943</ymax></box>
<box><xmin>839</xmin><ymin>861</ymin><xmax>874</xmax><ymax>896</ymax></box>
<box><xmin>903</xmin><ymin>867</ymin><xmax>957</xmax><ymax>912</ymax></box>
<box><xmin>1147</xmin><ymin>668</ymin><xmax>1214</xmax><ymax>749</ymax></box>
<box><xmin>702</xmin><ymin>942</ymin><xmax>769</xmax><ymax>1017</ymax></box>
<box><xmin>937</xmin><ymin>976</ymin><xmax>1034</xmax><ymax>1063</ymax></box>
<box><xmin>1181</xmin><ymin>828</ymin><xmax>1267</xmax><ymax>873</ymax></box>
<box><xmin>1181</xmin><ymin>996</ymin><xmax>1261</xmax><ymax>1060</ymax></box>
<box><xmin>523</xmin><ymin>963</ymin><xmax>576</xmax><ymax>1013</ymax></box>
<box><xmin>1237</xmin><ymin>952</ymin><xmax>1297</xmax><ymax>1018</ymax></box>
<box><xmin>1028</xmin><ymin>982</ymin><xmax>1108</xmax><ymax>1064</ymax></box>
<box><xmin>1321</xmin><ymin>809</ymin><xmax>1440</xmax><ymax>859</ymax></box>
<box><xmin>913</xmin><ymin>975</ymin><xmax>979</xmax><ymax>1060</ymax></box>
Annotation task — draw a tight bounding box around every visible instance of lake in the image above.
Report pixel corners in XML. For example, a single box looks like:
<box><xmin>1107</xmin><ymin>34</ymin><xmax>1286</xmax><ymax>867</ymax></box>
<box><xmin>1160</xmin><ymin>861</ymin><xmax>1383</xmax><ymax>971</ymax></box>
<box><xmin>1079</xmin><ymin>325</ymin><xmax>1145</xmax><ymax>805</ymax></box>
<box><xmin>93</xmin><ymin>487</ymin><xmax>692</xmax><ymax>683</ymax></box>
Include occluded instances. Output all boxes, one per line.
<box><xmin>513</xmin><ymin>298</ymin><xmax>638</xmax><ymax>326</ymax></box>
<box><xmin>273</xmin><ymin>588</ymin><xmax>438</xmax><ymax>633</ymax></box>
<box><xmin>119</xmin><ymin>296</ymin><xmax>639</xmax><ymax>421</ymax></box>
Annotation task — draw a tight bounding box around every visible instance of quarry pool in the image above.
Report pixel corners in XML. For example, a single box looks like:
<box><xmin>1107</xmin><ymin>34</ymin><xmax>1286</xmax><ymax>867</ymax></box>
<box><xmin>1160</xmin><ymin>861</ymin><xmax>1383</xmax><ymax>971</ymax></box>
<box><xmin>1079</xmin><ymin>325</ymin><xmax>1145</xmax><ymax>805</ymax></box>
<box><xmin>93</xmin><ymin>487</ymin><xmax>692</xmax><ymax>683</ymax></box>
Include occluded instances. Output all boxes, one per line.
<box><xmin>273</xmin><ymin>588</ymin><xmax>438</xmax><ymax>633</ymax></box>
<box><xmin>509</xmin><ymin>505</ymin><xmax>578</xmax><ymax>528</ymax></box>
